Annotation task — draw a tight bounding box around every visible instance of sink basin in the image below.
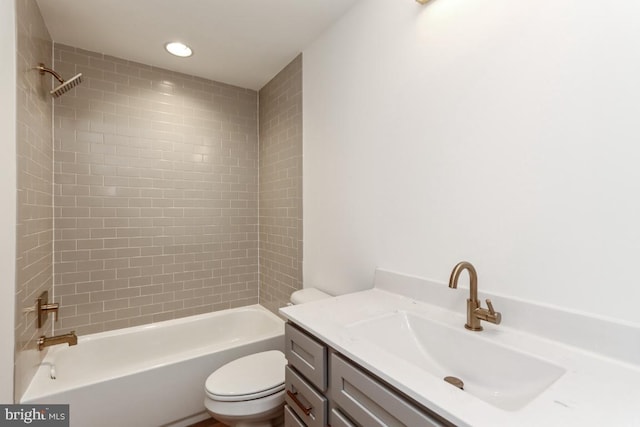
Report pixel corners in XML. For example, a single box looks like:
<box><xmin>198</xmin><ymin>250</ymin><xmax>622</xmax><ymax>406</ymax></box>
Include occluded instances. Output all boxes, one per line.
<box><xmin>346</xmin><ymin>311</ymin><xmax>566</xmax><ymax>411</ymax></box>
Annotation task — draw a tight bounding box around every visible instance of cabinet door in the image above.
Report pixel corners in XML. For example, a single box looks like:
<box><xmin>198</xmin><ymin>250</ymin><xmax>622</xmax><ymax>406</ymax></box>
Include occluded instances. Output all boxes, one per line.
<box><xmin>331</xmin><ymin>354</ymin><xmax>448</xmax><ymax>427</ymax></box>
<box><xmin>285</xmin><ymin>365</ymin><xmax>327</xmax><ymax>427</ymax></box>
<box><xmin>330</xmin><ymin>408</ymin><xmax>357</xmax><ymax>427</ymax></box>
<box><xmin>285</xmin><ymin>322</ymin><xmax>328</xmax><ymax>391</ymax></box>
<box><xmin>285</xmin><ymin>404</ymin><xmax>307</xmax><ymax>427</ymax></box>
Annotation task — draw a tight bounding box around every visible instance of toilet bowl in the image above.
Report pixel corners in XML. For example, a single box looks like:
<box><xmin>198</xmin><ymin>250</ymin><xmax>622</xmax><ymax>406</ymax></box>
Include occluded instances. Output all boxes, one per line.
<box><xmin>204</xmin><ymin>351</ymin><xmax>286</xmax><ymax>427</ymax></box>
<box><xmin>204</xmin><ymin>288</ymin><xmax>330</xmax><ymax>427</ymax></box>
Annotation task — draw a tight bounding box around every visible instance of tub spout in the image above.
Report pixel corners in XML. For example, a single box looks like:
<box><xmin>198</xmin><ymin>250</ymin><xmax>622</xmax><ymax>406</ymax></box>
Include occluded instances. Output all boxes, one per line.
<box><xmin>37</xmin><ymin>331</ymin><xmax>77</xmax><ymax>351</ymax></box>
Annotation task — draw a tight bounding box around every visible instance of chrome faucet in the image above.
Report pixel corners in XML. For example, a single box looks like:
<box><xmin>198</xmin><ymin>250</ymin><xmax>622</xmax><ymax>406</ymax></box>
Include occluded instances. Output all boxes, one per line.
<box><xmin>37</xmin><ymin>332</ymin><xmax>77</xmax><ymax>351</ymax></box>
<box><xmin>448</xmin><ymin>261</ymin><xmax>501</xmax><ymax>331</ymax></box>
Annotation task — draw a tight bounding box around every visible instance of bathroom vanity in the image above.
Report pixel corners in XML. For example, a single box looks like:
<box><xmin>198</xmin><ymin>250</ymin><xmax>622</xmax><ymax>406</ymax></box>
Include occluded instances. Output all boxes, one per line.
<box><xmin>283</xmin><ymin>321</ymin><xmax>452</xmax><ymax>426</ymax></box>
<box><xmin>279</xmin><ymin>269</ymin><xmax>640</xmax><ymax>427</ymax></box>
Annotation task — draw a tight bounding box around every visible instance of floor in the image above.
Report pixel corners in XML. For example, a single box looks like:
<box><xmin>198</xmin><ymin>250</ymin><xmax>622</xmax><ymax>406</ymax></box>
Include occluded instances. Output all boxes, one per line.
<box><xmin>187</xmin><ymin>417</ymin><xmax>227</xmax><ymax>427</ymax></box>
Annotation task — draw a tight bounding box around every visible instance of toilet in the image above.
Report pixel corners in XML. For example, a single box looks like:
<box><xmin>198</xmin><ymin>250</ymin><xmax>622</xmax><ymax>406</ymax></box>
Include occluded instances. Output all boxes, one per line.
<box><xmin>204</xmin><ymin>288</ymin><xmax>331</xmax><ymax>427</ymax></box>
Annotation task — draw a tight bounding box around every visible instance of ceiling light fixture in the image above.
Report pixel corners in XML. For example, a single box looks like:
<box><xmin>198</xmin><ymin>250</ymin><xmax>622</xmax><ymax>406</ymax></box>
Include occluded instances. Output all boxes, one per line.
<box><xmin>416</xmin><ymin>0</ymin><xmax>430</xmax><ymax>3</ymax></box>
<box><xmin>165</xmin><ymin>42</ymin><xmax>193</xmax><ymax>58</ymax></box>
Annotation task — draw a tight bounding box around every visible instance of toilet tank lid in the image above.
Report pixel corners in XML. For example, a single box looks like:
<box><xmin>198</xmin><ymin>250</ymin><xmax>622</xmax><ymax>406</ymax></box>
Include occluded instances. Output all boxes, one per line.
<box><xmin>290</xmin><ymin>288</ymin><xmax>331</xmax><ymax>305</ymax></box>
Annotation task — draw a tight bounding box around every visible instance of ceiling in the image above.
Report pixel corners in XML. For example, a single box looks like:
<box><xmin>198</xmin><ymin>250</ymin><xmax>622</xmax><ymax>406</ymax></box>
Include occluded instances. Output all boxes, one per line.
<box><xmin>36</xmin><ymin>0</ymin><xmax>360</xmax><ymax>90</ymax></box>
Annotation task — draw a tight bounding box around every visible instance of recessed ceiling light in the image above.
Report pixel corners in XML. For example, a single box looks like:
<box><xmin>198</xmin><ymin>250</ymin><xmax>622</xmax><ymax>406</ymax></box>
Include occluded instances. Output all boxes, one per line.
<box><xmin>165</xmin><ymin>42</ymin><xmax>193</xmax><ymax>58</ymax></box>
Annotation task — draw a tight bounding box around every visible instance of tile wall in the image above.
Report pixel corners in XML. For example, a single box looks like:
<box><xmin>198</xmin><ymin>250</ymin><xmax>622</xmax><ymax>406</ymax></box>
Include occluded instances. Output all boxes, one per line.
<box><xmin>258</xmin><ymin>55</ymin><xmax>303</xmax><ymax>313</ymax></box>
<box><xmin>52</xmin><ymin>45</ymin><xmax>259</xmax><ymax>335</ymax></box>
<box><xmin>14</xmin><ymin>0</ymin><xmax>54</xmax><ymax>401</ymax></box>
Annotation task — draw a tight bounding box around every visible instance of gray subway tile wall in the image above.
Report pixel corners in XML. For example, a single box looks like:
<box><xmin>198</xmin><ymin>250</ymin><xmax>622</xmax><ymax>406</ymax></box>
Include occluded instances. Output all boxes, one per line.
<box><xmin>258</xmin><ymin>55</ymin><xmax>303</xmax><ymax>313</ymax></box>
<box><xmin>53</xmin><ymin>44</ymin><xmax>260</xmax><ymax>335</ymax></box>
<box><xmin>15</xmin><ymin>0</ymin><xmax>54</xmax><ymax>401</ymax></box>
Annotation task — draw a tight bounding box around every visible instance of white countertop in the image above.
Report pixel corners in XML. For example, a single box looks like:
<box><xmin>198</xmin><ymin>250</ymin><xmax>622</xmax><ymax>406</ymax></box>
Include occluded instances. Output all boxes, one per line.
<box><xmin>280</xmin><ymin>270</ymin><xmax>640</xmax><ymax>427</ymax></box>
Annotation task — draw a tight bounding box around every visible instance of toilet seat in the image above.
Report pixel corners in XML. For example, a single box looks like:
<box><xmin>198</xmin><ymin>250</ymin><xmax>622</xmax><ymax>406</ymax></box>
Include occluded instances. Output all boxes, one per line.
<box><xmin>205</xmin><ymin>350</ymin><xmax>286</xmax><ymax>402</ymax></box>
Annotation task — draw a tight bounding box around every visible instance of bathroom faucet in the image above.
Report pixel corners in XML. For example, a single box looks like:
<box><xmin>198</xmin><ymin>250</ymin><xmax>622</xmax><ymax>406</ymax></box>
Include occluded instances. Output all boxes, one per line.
<box><xmin>448</xmin><ymin>262</ymin><xmax>501</xmax><ymax>331</ymax></box>
<box><xmin>37</xmin><ymin>332</ymin><xmax>77</xmax><ymax>351</ymax></box>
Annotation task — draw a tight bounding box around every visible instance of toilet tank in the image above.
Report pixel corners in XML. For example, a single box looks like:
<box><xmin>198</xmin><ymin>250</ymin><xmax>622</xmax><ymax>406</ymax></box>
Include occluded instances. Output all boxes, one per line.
<box><xmin>290</xmin><ymin>288</ymin><xmax>331</xmax><ymax>305</ymax></box>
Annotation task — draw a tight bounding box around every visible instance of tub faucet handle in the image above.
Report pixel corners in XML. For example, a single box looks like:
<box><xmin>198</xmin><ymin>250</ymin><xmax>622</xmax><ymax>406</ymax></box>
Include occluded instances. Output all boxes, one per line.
<box><xmin>42</xmin><ymin>303</ymin><xmax>59</xmax><ymax>321</ymax></box>
<box><xmin>36</xmin><ymin>290</ymin><xmax>59</xmax><ymax>328</ymax></box>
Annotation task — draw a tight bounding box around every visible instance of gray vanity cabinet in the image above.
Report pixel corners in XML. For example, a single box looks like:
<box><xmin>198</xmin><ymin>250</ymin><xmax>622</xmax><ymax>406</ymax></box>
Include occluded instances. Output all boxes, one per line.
<box><xmin>285</xmin><ymin>404</ymin><xmax>307</xmax><ymax>427</ymax></box>
<box><xmin>285</xmin><ymin>322</ymin><xmax>327</xmax><ymax>391</ymax></box>
<box><xmin>284</xmin><ymin>323</ymin><xmax>328</xmax><ymax>427</ymax></box>
<box><xmin>330</xmin><ymin>353</ymin><xmax>448</xmax><ymax>427</ymax></box>
<box><xmin>284</xmin><ymin>322</ymin><xmax>453</xmax><ymax>427</ymax></box>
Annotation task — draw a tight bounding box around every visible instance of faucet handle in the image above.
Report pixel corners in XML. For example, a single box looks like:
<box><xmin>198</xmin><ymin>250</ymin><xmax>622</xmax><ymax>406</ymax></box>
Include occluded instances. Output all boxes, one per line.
<box><xmin>42</xmin><ymin>303</ymin><xmax>60</xmax><ymax>321</ymax></box>
<box><xmin>482</xmin><ymin>299</ymin><xmax>502</xmax><ymax>325</ymax></box>
<box><xmin>486</xmin><ymin>299</ymin><xmax>496</xmax><ymax>315</ymax></box>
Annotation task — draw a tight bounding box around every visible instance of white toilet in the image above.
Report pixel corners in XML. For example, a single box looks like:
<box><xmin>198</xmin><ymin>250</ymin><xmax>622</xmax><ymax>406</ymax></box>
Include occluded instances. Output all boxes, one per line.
<box><xmin>204</xmin><ymin>288</ymin><xmax>330</xmax><ymax>427</ymax></box>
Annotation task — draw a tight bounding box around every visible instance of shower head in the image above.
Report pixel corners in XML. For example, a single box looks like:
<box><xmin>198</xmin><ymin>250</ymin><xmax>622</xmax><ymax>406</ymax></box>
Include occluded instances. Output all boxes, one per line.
<box><xmin>51</xmin><ymin>73</ymin><xmax>83</xmax><ymax>98</ymax></box>
<box><xmin>36</xmin><ymin>63</ymin><xmax>83</xmax><ymax>98</ymax></box>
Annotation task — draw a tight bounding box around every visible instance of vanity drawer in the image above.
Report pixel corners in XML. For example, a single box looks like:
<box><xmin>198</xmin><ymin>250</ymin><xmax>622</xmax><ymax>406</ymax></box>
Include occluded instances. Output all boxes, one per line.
<box><xmin>285</xmin><ymin>365</ymin><xmax>327</xmax><ymax>427</ymax></box>
<box><xmin>284</xmin><ymin>404</ymin><xmax>306</xmax><ymax>427</ymax></box>
<box><xmin>330</xmin><ymin>408</ymin><xmax>357</xmax><ymax>427</ymax></box>
<box><xmin>331</xmin><ymin>354</ymin><xmax>447</xmax><ymax>427</ymax></box>
<box><xmin>285</xmin><ymin>322</ymin><xmax>328</xmax><ymax>391</ymax></box>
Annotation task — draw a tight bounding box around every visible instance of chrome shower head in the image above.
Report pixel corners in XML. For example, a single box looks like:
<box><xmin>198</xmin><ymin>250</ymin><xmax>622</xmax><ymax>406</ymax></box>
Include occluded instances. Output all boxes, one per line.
<box><xmin>36</xmin><ymin>63</ymin><xmax>83</xmax><ymax>98</ymax></box>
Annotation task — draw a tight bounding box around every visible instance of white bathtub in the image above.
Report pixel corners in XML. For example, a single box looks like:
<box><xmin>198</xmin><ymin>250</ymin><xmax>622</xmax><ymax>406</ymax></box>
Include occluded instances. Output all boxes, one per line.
<box><xmin>21</xmin><ymin>304</ymin><xmax>284</xmax><ymax>427</ymax></box>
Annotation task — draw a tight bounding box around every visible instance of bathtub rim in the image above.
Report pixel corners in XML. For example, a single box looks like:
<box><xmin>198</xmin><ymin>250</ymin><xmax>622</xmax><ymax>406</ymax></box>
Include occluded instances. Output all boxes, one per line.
<box><xmin>60</xmin><ymin>303</ymin><xmax>283</xmax><ymax>344</ymax></box>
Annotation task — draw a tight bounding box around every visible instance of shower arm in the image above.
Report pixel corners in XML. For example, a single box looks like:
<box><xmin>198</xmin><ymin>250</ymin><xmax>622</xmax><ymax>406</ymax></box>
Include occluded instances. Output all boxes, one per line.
<box><xmin>37</xmin><ymin>63</ymin><xmax>65</xmax><ymax>84</ymax></box>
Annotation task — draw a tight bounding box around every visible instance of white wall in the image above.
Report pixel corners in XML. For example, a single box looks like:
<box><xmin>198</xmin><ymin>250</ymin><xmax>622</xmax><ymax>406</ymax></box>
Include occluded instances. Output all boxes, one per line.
<box><xmin>0</xmin><ymin>0</ymin><xmax>17</xmax><ymax>402</ymax></box>
<box><xmin>303</xmin><ymin>0</ymin><xmax>640</xmax><ymax>324</ymax></box>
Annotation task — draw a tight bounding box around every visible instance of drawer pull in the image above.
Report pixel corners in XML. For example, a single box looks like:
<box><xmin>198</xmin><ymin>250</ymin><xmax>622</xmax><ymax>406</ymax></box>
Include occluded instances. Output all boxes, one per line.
<box><xmin>287</xmin><ymin>390</ymin><xmax>312</xmax><ymax>416</ymax></box>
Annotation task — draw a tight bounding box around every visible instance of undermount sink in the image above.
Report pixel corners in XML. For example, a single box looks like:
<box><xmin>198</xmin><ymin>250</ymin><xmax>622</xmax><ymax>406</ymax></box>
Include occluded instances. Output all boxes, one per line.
<box><xmin>346</xmin><ymin>311</ymin><xmax>566</xmax><ymax>411</ymax></box>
